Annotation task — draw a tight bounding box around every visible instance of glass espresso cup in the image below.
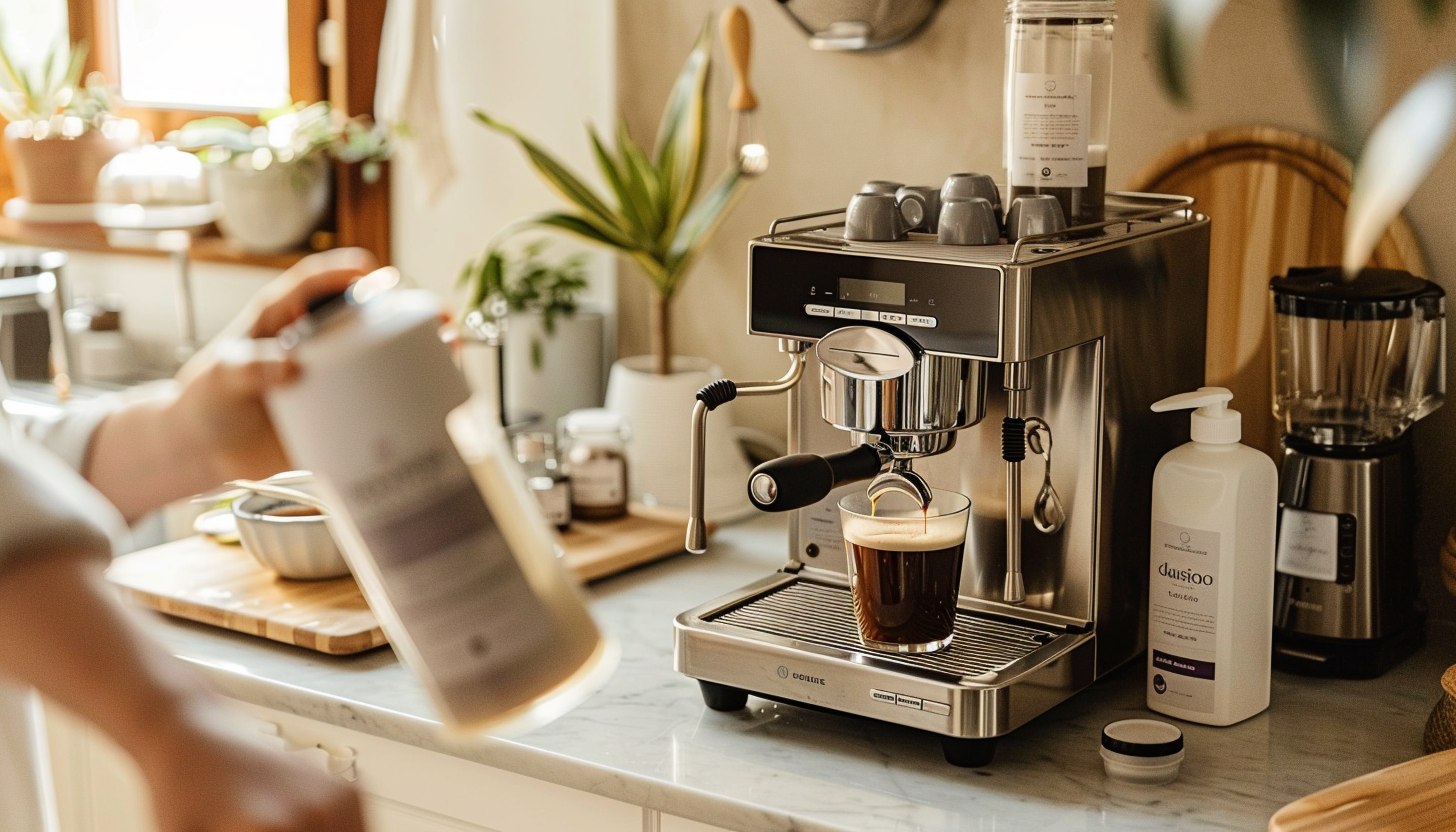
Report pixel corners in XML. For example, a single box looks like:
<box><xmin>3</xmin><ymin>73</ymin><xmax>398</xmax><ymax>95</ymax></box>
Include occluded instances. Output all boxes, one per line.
<box><xmin>839</xmin><ymin>488</ymin><xmax>971</xmax><ymax>653</ymax></box>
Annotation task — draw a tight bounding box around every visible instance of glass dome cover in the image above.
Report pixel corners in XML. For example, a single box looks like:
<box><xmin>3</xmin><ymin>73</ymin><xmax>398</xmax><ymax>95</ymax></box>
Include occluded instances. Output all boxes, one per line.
<box><xmin>1271</xmin><ymin>267</ymin><xmax>1445</xmax><ymax>447</ymax></box>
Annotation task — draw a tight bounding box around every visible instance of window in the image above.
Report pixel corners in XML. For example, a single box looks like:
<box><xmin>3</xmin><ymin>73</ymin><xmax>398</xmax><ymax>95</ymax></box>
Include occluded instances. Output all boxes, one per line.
<box><xmin>113</xmin><ymin>0</ymin><xmax>291</xmax><ymax>111</ymax></box>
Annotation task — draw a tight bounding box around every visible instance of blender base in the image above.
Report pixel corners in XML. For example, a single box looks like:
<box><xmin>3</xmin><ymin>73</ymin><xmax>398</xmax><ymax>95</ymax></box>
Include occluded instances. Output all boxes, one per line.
<box><xmin>1273</xmin><ymin>613</ymin><xmax>1426</xmax><ymax>679</ymax></box>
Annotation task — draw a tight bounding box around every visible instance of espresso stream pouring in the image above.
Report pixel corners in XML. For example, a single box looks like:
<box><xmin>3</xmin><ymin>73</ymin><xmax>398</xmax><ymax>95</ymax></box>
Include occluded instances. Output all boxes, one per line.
<box><xmin>265</xmin><ymin>279</ymin><xmax>615</xmax><ymax>733</ymax></box>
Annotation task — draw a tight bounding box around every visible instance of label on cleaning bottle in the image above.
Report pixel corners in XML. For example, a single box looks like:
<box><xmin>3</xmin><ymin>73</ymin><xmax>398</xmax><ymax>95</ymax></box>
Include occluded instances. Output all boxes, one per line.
<box><xmin>1008</xmin><ymin>72</ymin><xmax>1091</xmax><ymax>189</ymax></box>
<box><xmin>1149</xmin><ymin>520</ymin><xmax>1220</xmax><ymax>715</ymax></box>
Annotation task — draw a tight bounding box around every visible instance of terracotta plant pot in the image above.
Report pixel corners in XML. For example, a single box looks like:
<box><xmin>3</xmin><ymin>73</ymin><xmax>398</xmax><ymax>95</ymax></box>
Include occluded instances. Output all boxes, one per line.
<box><xmin>3</xmin><ymin>122</ymin><xmax>137</xmax><ymax>204</ymax></box>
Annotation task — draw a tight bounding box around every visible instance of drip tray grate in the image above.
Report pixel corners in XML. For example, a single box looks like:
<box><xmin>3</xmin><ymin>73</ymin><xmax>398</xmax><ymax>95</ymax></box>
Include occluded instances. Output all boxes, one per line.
<box><xmin>710</xmin><ymin>580</ymin><xmax>1059</xmax><ymax>679</ymax></box>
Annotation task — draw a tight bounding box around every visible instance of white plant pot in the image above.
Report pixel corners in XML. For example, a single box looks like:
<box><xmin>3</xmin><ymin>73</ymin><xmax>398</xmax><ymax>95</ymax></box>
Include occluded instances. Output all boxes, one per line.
<box><xmin>210</xmin><ymin>157</ymin><xmax>332</xmax><ymax>253</ymax></box>
<box><xmin>604</xmin><ymin>356</ymin><xmax>753</xmax><ymax>522</ymax></box>
<box><xmin>503</xmin><ymin>310</ymin><xmax>604</xmax><ymax>426</ymax></box>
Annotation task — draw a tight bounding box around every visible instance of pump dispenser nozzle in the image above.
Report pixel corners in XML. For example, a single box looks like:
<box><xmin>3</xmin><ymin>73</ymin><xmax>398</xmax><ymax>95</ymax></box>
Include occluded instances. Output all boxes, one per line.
<box><xmin>1151</xmin><ymin>386</ymin><xmax>1242</xmax><ymax>444</ymax></box>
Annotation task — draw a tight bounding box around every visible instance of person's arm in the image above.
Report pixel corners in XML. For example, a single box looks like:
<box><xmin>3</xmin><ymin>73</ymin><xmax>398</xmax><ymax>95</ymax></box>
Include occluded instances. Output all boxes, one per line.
<box><xmin>0</xmin><ymin>550</ymin><xmax>365</xmax><ymax>832</ymax></box>
<box><xmin>84</xmin><ymin>248</ymin><xmax>377</xmax><ymax>520</ymax></box>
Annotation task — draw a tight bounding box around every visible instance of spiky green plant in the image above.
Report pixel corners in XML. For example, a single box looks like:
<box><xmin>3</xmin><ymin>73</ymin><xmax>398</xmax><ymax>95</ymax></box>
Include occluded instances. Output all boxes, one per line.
<box><xmin>463</xmin><ymin>20</ymin><xmax>753</xmax><ymax>376</ymax></box>
<box><xmin>0</xmin><ymin>35</ymin><xmax>95</xmax><ymax>129</ymax></box>
<box><xmin>1152</xmin><ymin>0</ymin><xmax>1455</xmax><ymax>275</ymax></box>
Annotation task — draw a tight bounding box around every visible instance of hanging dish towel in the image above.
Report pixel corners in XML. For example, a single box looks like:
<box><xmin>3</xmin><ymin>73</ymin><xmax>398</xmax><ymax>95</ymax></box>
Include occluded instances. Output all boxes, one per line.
<box><xmin>375</xmin><ymin>0</ymin><xmax>457</xmax><ymax>203</ymax></box>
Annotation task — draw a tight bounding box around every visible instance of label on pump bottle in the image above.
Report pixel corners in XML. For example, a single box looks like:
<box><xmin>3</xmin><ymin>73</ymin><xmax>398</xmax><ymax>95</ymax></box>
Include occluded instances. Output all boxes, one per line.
<box><xmin>1008</xmin><ymin>72</ymin><xmax>1091</xmax><ymax>189</ymax></box>
<box><xmin>1149</xmin><ymin>521</ymin><xmax>1220</xmax><ymax>715</ymax></box>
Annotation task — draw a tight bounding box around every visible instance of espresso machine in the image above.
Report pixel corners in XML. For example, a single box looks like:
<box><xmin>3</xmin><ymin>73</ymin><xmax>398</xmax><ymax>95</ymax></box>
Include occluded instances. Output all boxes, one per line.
<box><xmin>677</xmin><ymin>192</ymin><xmax>1211</xmax><ymax>765</ymax></box>
<box><xmin>1271</xmin><ymin>267</ymin><xmax>1446</xmax><ymax>678</ymax></box>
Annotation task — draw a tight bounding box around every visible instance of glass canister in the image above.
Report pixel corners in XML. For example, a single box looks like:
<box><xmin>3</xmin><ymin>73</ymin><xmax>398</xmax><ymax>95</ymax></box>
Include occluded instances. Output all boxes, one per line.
<box><xmin>1271</xmin><ymin>267</ymin><xmax>1446</xmax><ymax>447</ymax></box>
<box><xmin>560</xmin><ymin>408</ymin><xmax>630</xmax><ymax>520</ymax></box>
<box><xmin>1004</xmin><ymin>0</ymin><xmax>1116</xmax><ymax>227</ymax></box>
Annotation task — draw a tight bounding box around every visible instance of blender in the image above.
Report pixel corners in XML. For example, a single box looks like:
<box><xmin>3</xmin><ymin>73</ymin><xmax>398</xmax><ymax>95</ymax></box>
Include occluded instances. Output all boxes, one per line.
<box><xmin>1271</xmin><ymin>266</ymin><xmax>1446</xmax><ymax>678</ymax></box>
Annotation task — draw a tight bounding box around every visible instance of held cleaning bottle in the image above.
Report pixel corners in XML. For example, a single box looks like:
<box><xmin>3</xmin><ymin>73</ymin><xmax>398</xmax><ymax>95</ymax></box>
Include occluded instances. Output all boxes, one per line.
<box><xmin>1147</xmin><ymin>387</ymin><xmax>1277</xmax><ymax>726</ymax></box>
<box><xmin>265</xmin><ymin>276</ymin><xmax>613</xmax><ymax>733</ymax></box>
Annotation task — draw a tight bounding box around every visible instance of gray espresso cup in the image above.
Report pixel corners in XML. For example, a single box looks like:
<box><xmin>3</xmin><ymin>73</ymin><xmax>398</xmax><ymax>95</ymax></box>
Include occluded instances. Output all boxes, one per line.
<box><xmin>846</xmin><ymin>192</ymin><xmax>926</xmax><ymax>242</ymax></box>
<box><xmin>1006</xmin><ymin>194</ymin><xmax>1068</xmax><ymax>243</ymax></box>
<box><xmin>896</xmin><ymin>185</ymin><xmax>942</xmax><ymax>232</ymax></box>
<box><xmin>859</xmin><ymin>180</ymin><xmax>904</xmax><ymax>195</ymax></box>
<box><xmin>940</xmin><ymin>173</ymin><xmax>1002</xmax><ymax>223</ymax></box>
<box><xmin>937</xmin><ymin>197</ymin><xmax>1000</xmax><ymax>246</ymax></box>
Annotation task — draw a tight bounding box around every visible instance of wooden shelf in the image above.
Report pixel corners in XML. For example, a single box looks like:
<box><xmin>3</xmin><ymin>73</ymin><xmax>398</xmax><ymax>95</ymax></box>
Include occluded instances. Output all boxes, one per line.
<box><xmin>0</xmin><ymin>217</ymin><xmax>312</xmax><ymax>270</ymax></box>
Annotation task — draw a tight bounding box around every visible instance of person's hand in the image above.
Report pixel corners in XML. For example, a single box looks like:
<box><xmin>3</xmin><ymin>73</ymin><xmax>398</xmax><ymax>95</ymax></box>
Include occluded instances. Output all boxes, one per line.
<box><xmin>137</xmin><ymin>699</ymin><xmax>366</xmax><ymax>832</ymax></box>
<box><xmin>173</xmin><ymin>247</ymin><xmax>378</xmax><ymax>483</ymax></box>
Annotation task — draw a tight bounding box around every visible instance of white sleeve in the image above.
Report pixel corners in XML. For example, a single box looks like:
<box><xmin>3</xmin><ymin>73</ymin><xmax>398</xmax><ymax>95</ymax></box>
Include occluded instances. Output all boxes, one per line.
<box><xmin>0</xmin><ymin>433</ymin><xmax>120</xmax><ymax>573</ymax></box>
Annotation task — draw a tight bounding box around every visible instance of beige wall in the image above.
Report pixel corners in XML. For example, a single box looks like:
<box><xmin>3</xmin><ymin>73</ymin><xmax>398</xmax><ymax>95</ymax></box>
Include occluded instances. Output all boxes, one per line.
<box><xmin>616</xmin><ymin>0</ymin><xmax>1456</xmax><ymax>558</ymax></box>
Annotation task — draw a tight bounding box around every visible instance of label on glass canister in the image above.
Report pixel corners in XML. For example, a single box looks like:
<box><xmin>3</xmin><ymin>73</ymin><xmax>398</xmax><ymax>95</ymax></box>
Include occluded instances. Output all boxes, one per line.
<box><xmin>1008</xmin><ymin>72</ymin><xmax>1091</xmax><ymax>189</ymax></box>
<box><xmin>571</xmin><ymin>458</ymin><xmax>625</xmax><ymax>507</ymax></box>
<box><xmin>1148</xmin><ymin>521</ymin><xmax>1220</xmax><ymax>715</ymax></box>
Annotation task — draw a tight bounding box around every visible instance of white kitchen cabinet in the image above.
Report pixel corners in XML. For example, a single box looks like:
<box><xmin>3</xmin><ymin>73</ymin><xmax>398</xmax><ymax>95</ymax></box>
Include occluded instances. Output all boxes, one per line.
<box><xmin>44</xmin><ymin>699</ymin><xmax>645</xmax><ymax>832</ymax></box>
<box><xmin>43</xmin><ymin>701</ymin><xmax>156</xmax><ymax>832</ymax></box>
<box><xmin>661</xmin><ymin>814</ymin><xmax>734</xmax><ymax>832</ymax></box>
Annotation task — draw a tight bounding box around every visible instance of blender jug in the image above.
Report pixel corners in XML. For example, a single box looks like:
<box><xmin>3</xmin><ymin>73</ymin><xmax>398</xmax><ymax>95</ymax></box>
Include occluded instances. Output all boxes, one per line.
<box><xmin>1272</xmin><ymin>266</ymin><xmax>1445</xmax><ymax>446</ymax></box>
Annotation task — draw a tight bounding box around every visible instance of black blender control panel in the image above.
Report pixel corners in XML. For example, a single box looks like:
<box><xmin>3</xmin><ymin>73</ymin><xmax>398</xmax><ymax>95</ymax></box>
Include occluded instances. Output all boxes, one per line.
<box><xmin>748</xmin><ymin>243</ymin><xmax>1003</xmax><ymax>358</ymax></box>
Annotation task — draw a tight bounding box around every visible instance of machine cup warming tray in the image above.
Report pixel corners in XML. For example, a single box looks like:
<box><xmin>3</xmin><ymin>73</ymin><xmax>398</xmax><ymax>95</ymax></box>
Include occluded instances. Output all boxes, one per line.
<box><xmin>711</xmin><ymin>580</ymin><xmax>1058</xmax><ymax>681</ymax></box>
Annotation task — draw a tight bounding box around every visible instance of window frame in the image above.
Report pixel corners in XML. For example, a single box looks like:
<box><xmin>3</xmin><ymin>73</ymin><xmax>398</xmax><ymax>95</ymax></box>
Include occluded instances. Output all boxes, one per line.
<box><xmin>70</xmin><ymin>0</ymin><xmax>325</xmax><ymax>138</ymax></box>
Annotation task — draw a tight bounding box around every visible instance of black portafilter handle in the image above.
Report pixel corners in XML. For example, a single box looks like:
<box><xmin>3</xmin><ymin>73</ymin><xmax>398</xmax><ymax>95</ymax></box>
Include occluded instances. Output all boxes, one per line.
<box><xmin>747</xmin><ymin>445</ymin><xmax>884</xmax><ymax>512</ymax></box>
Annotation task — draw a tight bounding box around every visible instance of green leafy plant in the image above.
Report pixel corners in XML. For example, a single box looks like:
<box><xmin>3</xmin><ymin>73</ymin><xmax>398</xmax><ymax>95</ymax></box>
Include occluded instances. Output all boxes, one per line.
<box><xmin>173</xmin><ymin>101</ymin><xmax>393</xmax><ymax>183</ymax></box>
<box><xmin>463</xmin><ymin>19</ymin><xmax>755</xmax><ymax>376</ymax></box>
<box><xmin>1152</xmin><ymin>0</ymin><xmax>1456</xmax><ymax>275</ymax></box>
<box><xmin>0</xmin><ymin>35</ymin><xmax>114</xmax><ymax>134</ymax></box>
<box><xmin>473</xmin><ymin>239</ymin><xmax>590</xmax><ymax>369</ymax></box>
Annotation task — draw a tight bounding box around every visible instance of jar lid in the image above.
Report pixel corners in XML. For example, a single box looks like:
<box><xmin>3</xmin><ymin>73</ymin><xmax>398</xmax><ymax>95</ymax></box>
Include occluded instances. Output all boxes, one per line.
<box><xmin>1272</xmin><ymin>266</ymin><xmax>1445</xmax><ymax>321</ymax></box>
<box><xmin>1101</xmin><ymin>719</ymin><xmax>1184</xmax><ymax>758</ymax></box>
<box><xmin>561</xmin><ymin>407</ymin><xmax>627</xmax><ymax>438</ymax></box>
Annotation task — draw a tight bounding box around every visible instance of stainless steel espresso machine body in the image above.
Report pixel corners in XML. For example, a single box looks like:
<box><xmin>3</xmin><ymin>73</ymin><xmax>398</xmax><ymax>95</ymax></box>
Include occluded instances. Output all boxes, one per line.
<box><xmin>676</xmin><ymin>193</ymin><xmax>1210</xmax><ymax>766</ymax></box>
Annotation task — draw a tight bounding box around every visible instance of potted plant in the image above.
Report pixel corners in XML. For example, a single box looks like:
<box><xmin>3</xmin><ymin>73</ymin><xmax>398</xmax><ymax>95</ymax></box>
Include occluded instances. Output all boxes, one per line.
<box><xmin>0</xmin><ymin>38</ymin><xmax>138</xmax><ymax>207</ymax></box>
<box><xmin>461</xmin><ymin>239</ymin><xmax>604</xmax><ymax>426</ymax></box>
<box><xmin>173</xmin><ymin>102</ymin><xmax>391</xmax><ymax>253</ymax></box>
<box><xmin>463</xmin><ymin>19</ymin><xmax>762</xmax><ymax>518</ymax></box>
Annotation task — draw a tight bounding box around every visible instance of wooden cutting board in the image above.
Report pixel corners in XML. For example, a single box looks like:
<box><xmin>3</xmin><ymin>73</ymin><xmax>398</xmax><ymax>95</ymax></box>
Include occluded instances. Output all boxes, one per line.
<box><xmin>1127</xmin><ymin>126</ymin><xmax>1427</xmax><ymax>460</ymax></box>
<box><xmin>1269</xmin><ymin>748</ymin><xmax>1456</xmax><ymax>832</ymax></box>
<box><xmin>107</xmin><ymin>504</ymin><xmax>704</xmax><ymax>655</ymax></box>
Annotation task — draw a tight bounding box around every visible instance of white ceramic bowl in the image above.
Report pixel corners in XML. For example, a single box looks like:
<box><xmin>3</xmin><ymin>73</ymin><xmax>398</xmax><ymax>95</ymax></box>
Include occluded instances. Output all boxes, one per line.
<box><xmin>231</xmin><ymin>491</ymin><xmax>350</xmax><ymax>580</ymax></box>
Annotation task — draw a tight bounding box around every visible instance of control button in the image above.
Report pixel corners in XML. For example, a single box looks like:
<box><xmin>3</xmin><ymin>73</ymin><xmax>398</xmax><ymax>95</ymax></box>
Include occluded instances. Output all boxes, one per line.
<box><xmin>871</xmin><ymin>689</ymin><xmax>897</xmax><ymax>705</ymax></box>
<box><xmin>805</xmin><ymin>304</ymin><xmax>834</xmax><ymax>318</ymax></box>
<box><xmin>860</xmin><ymin>310</ymin><xmax>881</xmax><ymax>322</ymax></box>
<box><xmin>895</xmin><ymin>694</ymin><xmax>923</xmax><ymax>710</ymax></box>
<box><xmin>908</xmin><ymin>315</ymin><xmax>937</xmax><ymax>328</ymax></box>
<box><xmin>923</xmin><ymin>700</ymin><xmax>950</xmax><ymax>716</ymax></box>
<box><xmin>880</xmin><ymin>312</ymin><xmax>907</xmax><ymax>325</ymax></box>
<box><xmin>834</xmin><ymin>307</ymin><xmax>861</xmax><ymax>319</ymax></box>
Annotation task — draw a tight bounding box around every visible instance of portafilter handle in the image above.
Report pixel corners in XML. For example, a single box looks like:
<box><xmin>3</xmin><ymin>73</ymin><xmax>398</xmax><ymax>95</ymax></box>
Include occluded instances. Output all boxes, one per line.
<box><xmin>747</xmin><ymin>445</ymin><xmax>886</xmax><ymax>512</ymax></box>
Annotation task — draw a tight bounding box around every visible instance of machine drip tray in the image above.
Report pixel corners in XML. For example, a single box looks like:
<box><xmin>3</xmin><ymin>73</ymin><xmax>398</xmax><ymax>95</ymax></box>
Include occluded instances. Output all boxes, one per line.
<box><xmin>709</xmin><ymin>580</ymin><xmax>1059</xmax><ymax>681</ymax></box>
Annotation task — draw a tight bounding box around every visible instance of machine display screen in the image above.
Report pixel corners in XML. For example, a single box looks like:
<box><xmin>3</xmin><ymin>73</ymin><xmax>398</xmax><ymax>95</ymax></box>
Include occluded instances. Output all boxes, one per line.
<box><xmin>838</xmin><ymin>277</ymin><xmax>905</xmax><ymax>307</ymax></box>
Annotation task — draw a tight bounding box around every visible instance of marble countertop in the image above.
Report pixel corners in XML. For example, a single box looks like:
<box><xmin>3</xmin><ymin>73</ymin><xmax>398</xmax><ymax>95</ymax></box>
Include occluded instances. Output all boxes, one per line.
<box><xmin>147</xmin><ymin>515</ymin><xmax>1456</xmax><ymax>832</ymax></box>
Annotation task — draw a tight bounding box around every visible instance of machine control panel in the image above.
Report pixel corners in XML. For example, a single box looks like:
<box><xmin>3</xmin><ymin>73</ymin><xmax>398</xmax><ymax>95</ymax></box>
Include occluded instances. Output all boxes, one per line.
<box><xmin>805</xmin><ymin>304</ymin><xmax>936</xmax><ymax>327</ymax></box>
<box><xmin>751</xmin><ymin>243</ymin><xmax>1002</xmax><ymax>358</ymax></box>
<box><xmin>872</xmin><ymin>688</ymin><xmax>950</xmax><ymax>715</ymax></box>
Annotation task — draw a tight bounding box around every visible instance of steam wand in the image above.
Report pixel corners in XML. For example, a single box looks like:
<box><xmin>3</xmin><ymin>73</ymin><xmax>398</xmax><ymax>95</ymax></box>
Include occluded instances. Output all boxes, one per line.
<box><xmin>1003</xmin><ymin>362</ymin><xmax>1029</xmax><ymax>605</ymax></box>
<box><xmin>686</xmin><ymin>340</ymin><xmax>808</xmax><ymax>553</ymax></box>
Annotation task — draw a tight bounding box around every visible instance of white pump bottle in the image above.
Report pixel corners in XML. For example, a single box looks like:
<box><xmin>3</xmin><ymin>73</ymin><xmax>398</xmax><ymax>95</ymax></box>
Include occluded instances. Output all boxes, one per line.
<box><xmin>1146</xmin><ymin>387</ymin><xmax>1278</xmax><ymax>726</ymax></box>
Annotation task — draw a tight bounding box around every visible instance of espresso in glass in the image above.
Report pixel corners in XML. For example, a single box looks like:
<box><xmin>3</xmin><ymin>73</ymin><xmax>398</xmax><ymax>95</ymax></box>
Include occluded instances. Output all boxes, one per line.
<box><xmin>840</xmin><ymin>488</ymin><xmax>971</xmax><ymax>653</ymax></box>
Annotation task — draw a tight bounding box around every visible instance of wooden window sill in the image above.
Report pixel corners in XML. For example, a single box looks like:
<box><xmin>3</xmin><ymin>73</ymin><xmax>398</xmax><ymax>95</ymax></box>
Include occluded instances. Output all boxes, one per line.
<box><xmin>0</xmin><ymin>217</ymin><xmax>311</xmax><ymax>270</ymax></box>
